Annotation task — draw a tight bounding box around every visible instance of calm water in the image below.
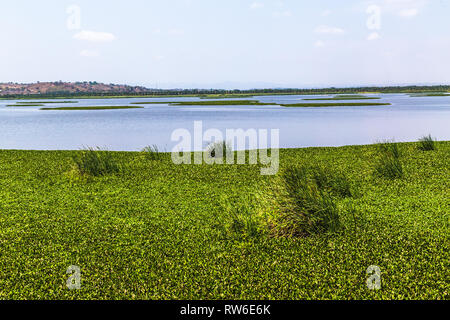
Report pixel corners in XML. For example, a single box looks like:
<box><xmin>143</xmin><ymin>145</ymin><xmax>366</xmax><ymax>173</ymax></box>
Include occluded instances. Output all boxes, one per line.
<box><xmin>0</xmin><ymin>94</ymin><xmax>449</xmax><ymax>151</ymax></box>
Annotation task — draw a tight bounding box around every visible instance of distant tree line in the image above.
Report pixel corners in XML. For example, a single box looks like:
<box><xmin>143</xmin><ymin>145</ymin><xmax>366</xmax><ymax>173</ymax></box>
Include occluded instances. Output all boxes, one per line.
<box><xmin>1</xmin><ymin>85</ymin><xmax>449</xmax><ymax>99</ymax></box>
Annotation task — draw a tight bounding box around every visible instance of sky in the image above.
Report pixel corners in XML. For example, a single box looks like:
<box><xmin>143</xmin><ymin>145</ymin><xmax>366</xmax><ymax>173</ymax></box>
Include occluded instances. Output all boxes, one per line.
<box><xmin>1</xmin><ymin>0</ymin><xmax>450</xmax><ymax>89</ymax></box>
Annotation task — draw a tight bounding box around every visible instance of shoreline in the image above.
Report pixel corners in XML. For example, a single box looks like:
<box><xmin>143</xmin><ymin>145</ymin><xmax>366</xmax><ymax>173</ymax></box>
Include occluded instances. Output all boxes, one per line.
<box><xmin>0</xmin><ymin>140</ymin><xmax>448</xmax><ymax>153</ymax></box>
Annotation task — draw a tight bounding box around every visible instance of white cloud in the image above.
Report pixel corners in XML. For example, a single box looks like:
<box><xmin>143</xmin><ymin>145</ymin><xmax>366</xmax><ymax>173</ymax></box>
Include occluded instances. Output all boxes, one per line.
<box><xmin>250</xmin><ymin>2</ymin><xmax>264</xmax><ymax>9</ymax></box>
<box><xmin>80</xmin><ymin>49</ymin><xmax>100</xmax><ymax>57</ymax></box>
<box><xmin>152</xmin><ymin>28</ymin><xmax>185</xmax><ymax>36</ymax></box>
<box><xmin>273</xmin><ymin>10</ymin><xmax>292</xmax><ymax>18</ymax></box>
<box><xmin>399</xmin><ymin>8</ymin><xmax>419</xmax><ymax>17</ymax></box>
<box><xmin>73</xmin><ymin>30</ymin><xmax>116</xmax><ymax>43</ymax></box>
<box><xmin>375</xmin><ymin>0</ymin><xmax>429</xmax><ymax>18</ymax></box>
<box><xmin>367</xmin><ymin>32</ymin><xmax>381</xmax><ymax>41</ymax></box>
<box><xmin>153</xmin><ymin>55</ymin><xmax>165</xmax><ymax>61</ymax></box>
<box><xmin>314</xmin><ymin>25</ymin><xmax>345</xmax><ymax>35</ymax></box>
<box><xmin>168</xmin><ymin>28</ymin><xmax>185</xmax><ymax>36</ymax></box>
<box><xmin>314</xmin><ymin>40</ymin><xmax>325</xmax><ymax>47</ymax></box>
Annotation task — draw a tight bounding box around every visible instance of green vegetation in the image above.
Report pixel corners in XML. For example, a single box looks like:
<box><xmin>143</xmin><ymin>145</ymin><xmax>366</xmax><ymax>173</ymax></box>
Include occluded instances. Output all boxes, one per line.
<box><xmin>418</xmin><ymin>135</ymin><xmax>436</xmax><ymax>151</ymax></box>
<box><xmin>335</xmin><ymin>95</ymin><xmax>371</xmax><ymax>98</ymax></box>
<box><xmin>410</xmin><ymin>93</ymin><xmax>450</xmax><ymax>97</ymax></box>
<box><xmin>374</xmin><ymin>142</ymin><xmax>404</xmax><ymax>179</ymax></box>
<box><xmin>219</xmin><ymin>192</ymin><xmax>265</xmax><ymax>241</ymax></box>
<box><xmin>71</xmin><ymin>147</ymin><xmax>122</xmax><ymax>177</ymax></box>
<box><xmin>0</xmin><ymin>142</ymin><xmax>448</xmax><ymax>299</ymax></box>
<box><xmin>303</xmin><ymin>95</ymin><xmax>381</xmax><ymax>101</ymax></box>
<box><xmin>6</xmin><ymin>101</ymin><xmax>77</xmax><ymax>107</ymax></box>
<box><xmin>170</xmin><ymin>100</ymin><xmax>276</xmax><ymax>106</ymax></box>
<box><xmin>2</xmin><ymin>85</ymin><xmax>450</xmax><ymax>100</ymax></box>
<box><xmin>281</xmin><ymin>102</ymin><xmax>391</xmax><ymax>107</ymax></box>
<box><xmin>40</xmin><ymin>106</ymin><xmax>143</xmax><ymax>110</ymax></box>
<box><xmin>130</xmin><ymin>101</ymin><xmax>179</xmax><ymax>105</ymax></box>
<box><xmin>199</xmin><ymin>94</ymin><xmax>255</xmax><ymax>99</ymax></box>
<box><xmin>271</xmin><ymin>165</ymin><xmax>347</xmax><ymax>237</ymax></box>
<box><xmin>16</xmin><ymin>101</ymin><xmax>78</xmax><ymax>104</ymax></box>
<box><xmin>309</xmin><ymin>166</ymin><xmax>353</xmax><ymax>198</ymax></box>
<box><xmin>6</xmin><ymin>104</ymin><xmax>45</xmax><ymax>107</ymax></box>
<box><xmin>132</xmin><ymin>100</ymin><xmax>275</xmax><ymax>106</ymax></box>
<box><xmin>141</xmin><ymin>145</ymin><xmax>164</xmax><ymax>161</ymax></box>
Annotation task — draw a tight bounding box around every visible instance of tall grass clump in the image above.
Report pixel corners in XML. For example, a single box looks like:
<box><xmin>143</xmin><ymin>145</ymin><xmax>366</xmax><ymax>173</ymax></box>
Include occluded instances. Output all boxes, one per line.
<box><xmin>374</xmin><ymin>141</ymin><xmax>403</xmax><ymax>179</ymax></box>
<box><xmin>206</xmin><ymin>140</ymin><xmax>232</xmax><ymax>159</ymax></box>
<box><xmin>272</xmin><ymin>165</ymin><xmax>346</xmax><ymax>237</ymax></box>
<box><xmin>72</xmin><ymin>147</ymin><xmax>121</xmax><ymax>177</ymax></box>
<box><xmin>142</xmin><ymin>145</ymin><xmax>164</xmax><ymax>160</ymax></box>
<box><xmin>219</xmin><ymin>192</ymin><xmax>265</xmax><ymax>241</ymax></box>
<box><xmin>418</xmin><ymin>135</ymin><xmax>436</xmax><ymax>151</ymax></box>
<box><xmin>310</xmin><ymin>166</ymin><xmax>353</xmax><ymax>198</ymax></box>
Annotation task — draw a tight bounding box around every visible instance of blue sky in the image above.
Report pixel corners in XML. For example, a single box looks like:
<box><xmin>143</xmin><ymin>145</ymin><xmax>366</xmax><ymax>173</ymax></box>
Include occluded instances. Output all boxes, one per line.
<box><xmin>1</xmin><ymin>0</ymin><xmax>449</xmax><ymax>89</ymax></box>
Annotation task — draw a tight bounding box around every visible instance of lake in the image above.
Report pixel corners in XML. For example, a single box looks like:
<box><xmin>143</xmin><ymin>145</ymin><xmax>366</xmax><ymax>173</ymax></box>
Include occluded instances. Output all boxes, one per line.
<box><xmin>1</xmin><ymin>94</ymin><xmax>449</xmax><ymax>151</ymax></box>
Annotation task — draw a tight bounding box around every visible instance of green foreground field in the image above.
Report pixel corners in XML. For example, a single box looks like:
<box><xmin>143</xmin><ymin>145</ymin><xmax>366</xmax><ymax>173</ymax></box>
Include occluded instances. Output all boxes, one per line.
<box><xmin>0</xmin><ymin>142</ymin><xmax>448</xmax><ymax>299</ymax></box>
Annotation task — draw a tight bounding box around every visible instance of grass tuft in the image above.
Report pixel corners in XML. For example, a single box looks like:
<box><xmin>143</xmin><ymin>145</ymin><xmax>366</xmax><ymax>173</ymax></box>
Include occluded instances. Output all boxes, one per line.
<box><xmin>418</xmin><ymin>135</ymin><xmax>436</xmax><ymax>151</ymax></box>
<box><xmin>219</xmin><ymin>192</ymin><xmax>265</xmax><ymax>241</ymax></box>
<box><xmin>374</xmin><ymin>141</ymin><xmax>403</xmax><ymax>179</ymax></box>
<box><xmin>71</xmin><ymin>147</ymin><xmax>121</xmax><ymax>176</ymax></box>
<box><xmin>142</xmin><ymin>145</ymin><xmax>164</xmax><ymax>160</ymax></box>
<box><xmin>272</xmin><ymin>165</ymin><xmax>345</xmax><ymax>237</ymax></box>
<box><xmin>309</xmin><ymin>166</ymin><xmax>353</xmax><ymax>198</ymax></box>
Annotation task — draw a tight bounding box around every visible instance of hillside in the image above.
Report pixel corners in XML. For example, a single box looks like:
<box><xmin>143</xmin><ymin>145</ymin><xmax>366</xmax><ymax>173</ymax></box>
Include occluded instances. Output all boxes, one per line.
<box><xmin>1</xmin><ymin>82</ymin><xmax>449</xmax><ymax>98</ymax></box>
<box><xmin>0</xmin><ymin>81</ymin><xmax>153</xmax><ymax>96</ymax></box>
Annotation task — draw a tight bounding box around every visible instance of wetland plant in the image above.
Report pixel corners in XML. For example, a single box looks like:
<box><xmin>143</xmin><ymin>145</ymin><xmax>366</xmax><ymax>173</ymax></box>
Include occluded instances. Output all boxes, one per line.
<box><xmin>273</xmin><ymin>165</ymin><xmax>343</xmax><ymax>237</ymax></box>
<box><xmin>142</xmin><ymin>145</ymin><xmax>164</xmax><ymax>160</ymax></box>
<box><xmin>418</xmin><ymin>135</ymin><xmax>436</xmax><ymax>151</ymax></box>
<box><xmin>72</xmin><ymin>147</ymin><xmax>121</xmax><ymax>176</ymax></box>
<box><xmin>374</xmin><ymin>141</ymin><xmax>403</xmax><ymax>179</ymax></box>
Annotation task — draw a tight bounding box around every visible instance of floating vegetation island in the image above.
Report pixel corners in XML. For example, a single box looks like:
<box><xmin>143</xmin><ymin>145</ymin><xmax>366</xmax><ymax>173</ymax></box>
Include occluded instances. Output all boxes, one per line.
<box><xmin>199</xmin><ymin>94</ymin><xmax>256</xmax><ymax>99</ymax></box>
<box><xmin>40</xmin><ymin>106</ymin><xmax>144</xmax><ymax>110</ymax></box>
<box><xmin>281</xmin><ymin>102</ymin><xmax>391</xmax><ymax>107</ymax></box>
<box><xmin>130</xmin><ymin>101</ymin><xmax>181</xmax><ymax>105</ymax></box>
<box><xmin>409</xmin><ymin>93</ymin><xmax>450</xmax><ymax>97</ymax></box>
<box><xmin>16</xmin><ymin>101</ymin><xmax>78</xmax><ymax>104</ymax></box>
<box><xmin>132</xmin><ymin>99</ymin><xmax>390</xmax><ymax>107</ymax></box>
<box><xmin>7</xmin><ymin>104</ymin><xmax>47</xmax><ymax>107</ymax></box>
<box><xmin>168</xmin><ymin>100</ymin><xmax>276</xmax><ymax>106</ymax></box>
<box><xmin>303</xmin><ymin>95</ymin><xmax>381</xmax><ymax>101</ymax></box>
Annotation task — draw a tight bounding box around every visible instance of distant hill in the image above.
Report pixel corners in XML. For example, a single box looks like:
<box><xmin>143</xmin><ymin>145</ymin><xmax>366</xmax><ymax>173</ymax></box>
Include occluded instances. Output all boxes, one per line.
<box><xmin>1</xmin><ymin>81</ymin><xmax>449</xmax><ymax>98</ymax></box>
<box><xmin>0</xmin><ymin>81</ymin><xmax>154</xmax><ymax>96</ymax></box>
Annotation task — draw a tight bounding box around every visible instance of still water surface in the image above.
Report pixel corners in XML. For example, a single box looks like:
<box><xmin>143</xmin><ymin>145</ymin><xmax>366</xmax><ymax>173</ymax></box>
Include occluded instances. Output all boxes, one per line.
<box><xmin>0</xmin><ymin>94</ymin><xmax>449</xmax><ymax>151</ymax></box>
